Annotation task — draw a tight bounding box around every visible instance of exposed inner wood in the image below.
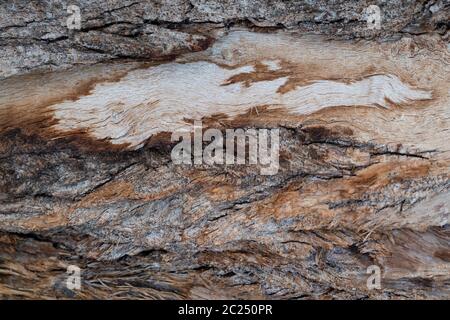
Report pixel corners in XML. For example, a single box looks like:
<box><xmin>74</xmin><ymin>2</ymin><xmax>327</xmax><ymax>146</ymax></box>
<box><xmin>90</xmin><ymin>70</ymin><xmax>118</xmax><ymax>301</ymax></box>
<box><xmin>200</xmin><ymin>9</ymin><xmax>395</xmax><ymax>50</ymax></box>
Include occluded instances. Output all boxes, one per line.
<box><xmin>0</xmin><ymin>30</ymin><xmax>449</xmax><ymax>299</ymax></box>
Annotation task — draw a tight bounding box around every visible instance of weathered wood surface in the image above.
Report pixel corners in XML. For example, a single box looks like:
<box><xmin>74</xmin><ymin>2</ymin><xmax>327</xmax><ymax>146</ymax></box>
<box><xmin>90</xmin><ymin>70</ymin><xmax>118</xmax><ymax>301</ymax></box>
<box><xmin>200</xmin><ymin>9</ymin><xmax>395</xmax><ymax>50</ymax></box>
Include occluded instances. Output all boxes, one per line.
<box><xmin>0</xmin><ymin>1</ymin><xmax>449</xmax><ymax>300</ymax></box>
<box><xmin>1</xmin><ymin>0</ymin><xmax>449</xmax><ymax>79</ymax></box>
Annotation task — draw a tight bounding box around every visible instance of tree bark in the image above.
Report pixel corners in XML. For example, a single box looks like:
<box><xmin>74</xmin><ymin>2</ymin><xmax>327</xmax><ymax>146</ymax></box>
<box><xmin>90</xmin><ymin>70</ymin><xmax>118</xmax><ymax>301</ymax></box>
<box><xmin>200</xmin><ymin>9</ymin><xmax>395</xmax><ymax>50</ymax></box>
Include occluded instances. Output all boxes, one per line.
<box><xmin>0</xmin><ymin>1</ymin><xmax>449</xmax><ymax>300</ymax></box>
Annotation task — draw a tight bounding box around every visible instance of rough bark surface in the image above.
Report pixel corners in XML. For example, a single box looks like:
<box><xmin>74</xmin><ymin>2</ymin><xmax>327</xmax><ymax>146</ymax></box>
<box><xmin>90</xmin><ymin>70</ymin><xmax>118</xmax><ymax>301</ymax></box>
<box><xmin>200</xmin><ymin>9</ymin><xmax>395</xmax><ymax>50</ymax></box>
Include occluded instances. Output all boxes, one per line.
<box><xmin>0</xmin><ymin>1</ymin><xmax>449</xmax><ymax>300</ymax></box>
<box><xmin>1</xmin><ymin>0</ymin><xmax>449</xmax><ymax>79</ymax></box>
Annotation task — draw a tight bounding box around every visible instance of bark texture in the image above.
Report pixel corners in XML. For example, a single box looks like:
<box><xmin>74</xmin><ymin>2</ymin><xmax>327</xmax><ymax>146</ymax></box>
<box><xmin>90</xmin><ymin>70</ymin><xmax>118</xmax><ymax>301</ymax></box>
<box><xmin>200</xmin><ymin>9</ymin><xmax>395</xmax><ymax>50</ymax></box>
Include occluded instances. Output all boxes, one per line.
<box><xmin>1</xmin><ymin>0</ymin><xmax>449</xmax><ymax>79</ymax></box>
<box><xmin>0</xmin><ymin>1</ymin><xmax>449</xmax><ymax>300</ymax></box>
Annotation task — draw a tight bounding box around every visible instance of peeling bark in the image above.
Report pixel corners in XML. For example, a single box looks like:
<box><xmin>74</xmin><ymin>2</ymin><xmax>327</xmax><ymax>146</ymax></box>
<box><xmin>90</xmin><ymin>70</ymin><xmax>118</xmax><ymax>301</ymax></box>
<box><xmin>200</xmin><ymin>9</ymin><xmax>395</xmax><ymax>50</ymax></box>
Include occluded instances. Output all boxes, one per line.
<box><xmin>0</xmin><ymin>1</ymin><xmax>449</xmax><ymax>300</ymax></box>
<box><xmin>1</xmin><ymin>0</ymin><xmax>449</xmax><ymax>79</ymax></box>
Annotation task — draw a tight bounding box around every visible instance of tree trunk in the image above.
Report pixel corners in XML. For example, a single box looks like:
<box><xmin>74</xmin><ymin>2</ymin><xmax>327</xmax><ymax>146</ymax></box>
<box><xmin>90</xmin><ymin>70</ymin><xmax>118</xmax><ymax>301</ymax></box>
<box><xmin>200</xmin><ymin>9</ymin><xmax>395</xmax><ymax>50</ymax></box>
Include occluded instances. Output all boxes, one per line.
<box><xmin>0</xmin><ymin>0</ymin><xmax>449</xmax><ymax>299</ymax></box>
